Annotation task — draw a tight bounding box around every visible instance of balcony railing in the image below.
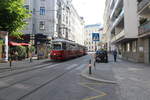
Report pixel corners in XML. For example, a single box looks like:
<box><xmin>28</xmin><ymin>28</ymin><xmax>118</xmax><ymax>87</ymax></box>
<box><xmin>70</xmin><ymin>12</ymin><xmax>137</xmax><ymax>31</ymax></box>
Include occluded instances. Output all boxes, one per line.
<box><xmin>110</xmin><ymin>9</ymin><xmax>124</xmax><ymax>31</ymax></box>
<box><xmin>110</xmin><ymin>0</ymin><xmax>122</xmax><ymax>19</ymax></box>
<box><xmin>139</xmin><ymin>20</ymin><xmax>150</xmax><ymax>35</ymax></box>
<box><xmin>138</xmin><ymin>0</ymin><xmax>150</xmax><ymax>12</ymax></box>
<box><xmin>111</xmin><ymin>30</ymin><xmax>125</xmax><ymax>43</ymax></box>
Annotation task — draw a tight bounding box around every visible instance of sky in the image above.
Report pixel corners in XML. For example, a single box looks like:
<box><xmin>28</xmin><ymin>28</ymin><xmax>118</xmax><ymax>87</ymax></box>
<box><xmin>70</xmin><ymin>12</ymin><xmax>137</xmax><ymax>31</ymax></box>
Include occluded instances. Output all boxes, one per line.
<box><xmin>72</xmin><ymin>0</ymin><xmax>106</xmax><ymax>25</ymax></box>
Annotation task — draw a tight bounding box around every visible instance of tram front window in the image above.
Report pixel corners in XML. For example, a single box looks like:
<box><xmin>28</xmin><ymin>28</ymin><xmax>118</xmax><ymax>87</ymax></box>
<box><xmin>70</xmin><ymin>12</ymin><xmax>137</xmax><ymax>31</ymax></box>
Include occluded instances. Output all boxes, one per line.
<box><xmin>53</xmin><ymin>44</ymin><xmax>62</xmax><ymax>50</ymax></box>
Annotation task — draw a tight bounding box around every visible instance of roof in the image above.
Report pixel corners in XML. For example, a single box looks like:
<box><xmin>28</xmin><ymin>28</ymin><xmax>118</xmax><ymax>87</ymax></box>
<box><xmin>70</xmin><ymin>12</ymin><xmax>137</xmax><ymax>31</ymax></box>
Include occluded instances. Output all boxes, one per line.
<box><xmin>85</xmin><ymin>24</ymin><xmax>103</xmax><ymax>29</ymax></box>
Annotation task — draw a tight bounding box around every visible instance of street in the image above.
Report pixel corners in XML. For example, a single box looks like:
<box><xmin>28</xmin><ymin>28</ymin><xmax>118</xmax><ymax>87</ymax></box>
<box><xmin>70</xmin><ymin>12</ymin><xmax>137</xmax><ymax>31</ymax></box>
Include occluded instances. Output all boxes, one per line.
<box><xmin>0</xmin><ymin>55</ymin><xmax>150</xmax><ymax>100</ymax></box>
<box><xmin>0</xmin><ymin>55</ymin><xmax>120</xmax><ymax>100</ymax></box>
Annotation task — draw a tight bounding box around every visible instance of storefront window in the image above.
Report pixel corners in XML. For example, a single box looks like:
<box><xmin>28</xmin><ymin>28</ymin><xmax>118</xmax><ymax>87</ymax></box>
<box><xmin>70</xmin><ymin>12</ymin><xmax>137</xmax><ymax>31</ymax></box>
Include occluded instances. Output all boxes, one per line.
<box><xmin>127</xmin><ymin>43</ymin><xmax>130</xmax><ymax>52</ymax></box>
<box><xmin>132</xmin><ymin>41</ymin><xmax>137</xmax><ymax>52</ymax></box>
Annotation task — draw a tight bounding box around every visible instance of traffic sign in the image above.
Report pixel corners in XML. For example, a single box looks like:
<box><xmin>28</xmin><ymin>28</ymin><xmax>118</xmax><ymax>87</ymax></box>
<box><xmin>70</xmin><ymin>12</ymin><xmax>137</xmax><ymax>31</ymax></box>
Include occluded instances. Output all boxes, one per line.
<box><xmin>92</xmin><ymin>33</ymin><xmax>100</xmax><ymax>41</ymax></box>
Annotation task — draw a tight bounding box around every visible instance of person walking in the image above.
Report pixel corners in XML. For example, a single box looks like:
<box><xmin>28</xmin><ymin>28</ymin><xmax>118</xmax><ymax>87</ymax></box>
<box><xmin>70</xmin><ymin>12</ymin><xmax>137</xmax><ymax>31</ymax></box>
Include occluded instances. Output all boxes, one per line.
<box><xmin>113</xmin><ymin>49</ymin><xmax>117</xmax><ymax>62</ymax></box>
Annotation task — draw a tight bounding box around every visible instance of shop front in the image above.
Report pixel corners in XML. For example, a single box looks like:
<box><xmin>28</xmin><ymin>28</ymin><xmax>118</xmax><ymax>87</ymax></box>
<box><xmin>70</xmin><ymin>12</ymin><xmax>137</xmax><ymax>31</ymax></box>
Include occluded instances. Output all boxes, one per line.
<box><xmin>0</xmin><ymin>31</ymin><xmax>8</xmax><ymax>62</ymax></box>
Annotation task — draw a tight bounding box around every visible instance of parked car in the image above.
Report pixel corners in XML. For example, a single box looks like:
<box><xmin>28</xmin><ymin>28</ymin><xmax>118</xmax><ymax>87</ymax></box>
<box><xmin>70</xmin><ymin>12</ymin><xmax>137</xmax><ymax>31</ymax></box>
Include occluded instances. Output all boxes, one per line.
<box><xmin>95</xmin><ymin>49</ymin><xmax>108</xmax><ymax>63</ymax></box>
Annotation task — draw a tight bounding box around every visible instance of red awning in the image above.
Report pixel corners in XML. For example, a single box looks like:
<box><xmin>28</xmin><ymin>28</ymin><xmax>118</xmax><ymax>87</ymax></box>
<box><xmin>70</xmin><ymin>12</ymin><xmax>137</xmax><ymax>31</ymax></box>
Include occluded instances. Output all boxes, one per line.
<box><xmin>20</xmin><ymin>43</ymin><xmax>30</xmax><ymax>46</ymax></box>
<box><xmin>9</xmin><ymin>41</ymin><xmax>22</xmax><ymax>46</ymax></box>
<box><xmin>9</xmin><ymin>42</ymin><xmax>30</xmax><ymax>46</ymax></box>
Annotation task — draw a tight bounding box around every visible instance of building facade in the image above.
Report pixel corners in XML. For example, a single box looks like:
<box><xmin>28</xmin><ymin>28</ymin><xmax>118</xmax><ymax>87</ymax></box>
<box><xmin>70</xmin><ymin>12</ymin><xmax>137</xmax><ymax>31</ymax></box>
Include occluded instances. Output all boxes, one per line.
<box><xmin>84</xmin><ymin>24</ymin><xmax>103</xmax><ymax>52</ymax></box>
<box><xmin>24</xmin><ymin>0</ymin><xmax>84</xmax><ymax>45</ymax></box>
<box><xmin>104</xmin><ymin>0</ymin><xmax>150</xmax><ymax>63</ymax></box>
<box><xmin>137</xmin><ymin>0</ymin><xmax>150</xmax><ymax>63</ymax></box>
<box><xmin>0</xmin><ymin>31</ymin><xmax>8</xmax><ymax>62</ymax></box>
<box><xmin>69</xmin><ymin>6</ymin><xmax>85</xmax><ymax>45</ymax></box>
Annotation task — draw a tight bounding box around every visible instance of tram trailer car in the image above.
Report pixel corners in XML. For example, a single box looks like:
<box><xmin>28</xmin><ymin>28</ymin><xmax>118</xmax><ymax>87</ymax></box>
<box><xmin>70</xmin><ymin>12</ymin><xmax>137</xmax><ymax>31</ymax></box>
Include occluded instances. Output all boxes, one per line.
<box><xmin>50</xmin><ymin>39</ymin><xmax>86</xmax><ymax>60</ymax></box>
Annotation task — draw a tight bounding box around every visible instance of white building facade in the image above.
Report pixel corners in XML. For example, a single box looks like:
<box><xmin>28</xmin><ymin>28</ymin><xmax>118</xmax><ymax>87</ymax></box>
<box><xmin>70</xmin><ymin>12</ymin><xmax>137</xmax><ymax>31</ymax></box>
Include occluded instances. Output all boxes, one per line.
<box><xmin>103</xmin><ymin>0</ymin><xmax>150</xmax><ymax>63</ymax></box>
<box><xmin>84</xmin><ymin>24</ymin><xmax>103</xmax><ymax>52</ymax></box>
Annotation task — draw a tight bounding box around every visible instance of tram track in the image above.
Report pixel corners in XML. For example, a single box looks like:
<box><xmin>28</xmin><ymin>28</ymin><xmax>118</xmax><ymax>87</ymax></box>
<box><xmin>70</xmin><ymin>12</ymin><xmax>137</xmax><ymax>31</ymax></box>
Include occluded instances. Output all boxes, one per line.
<box><xmin>0</xmin><ymin>55</ymin><xmax>88</xmax><ymax>100</ymax></box>
<box><xmin>0</xmin><ymin>68</ymin><xmax>57</xmax><ymax>91</ymax></box>
<box><xmin>17</xmin><ymin>62</ymin><xmax>83</xmax><ymax>100</ymax></box>
<box><xmin>0</xmin><ymin>63</ymin><xmax>55</xmax><ymax>79</ymax></box>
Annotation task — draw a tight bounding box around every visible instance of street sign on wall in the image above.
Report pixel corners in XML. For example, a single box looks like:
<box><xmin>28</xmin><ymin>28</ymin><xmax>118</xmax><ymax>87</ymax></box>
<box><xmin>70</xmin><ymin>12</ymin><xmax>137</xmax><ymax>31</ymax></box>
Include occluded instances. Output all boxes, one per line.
<box><xmin>92</xmin><ymin>33</ymin><xmax>100</xmax><ymax>41</ymax></box>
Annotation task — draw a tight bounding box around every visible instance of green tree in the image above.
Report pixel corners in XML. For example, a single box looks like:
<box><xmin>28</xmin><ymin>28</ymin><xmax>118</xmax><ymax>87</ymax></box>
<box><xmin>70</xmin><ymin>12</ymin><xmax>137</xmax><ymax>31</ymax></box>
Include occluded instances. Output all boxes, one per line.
<box><xmin>0</xmin><ymin>0</ymin><xmax>30</xmax><ymax>37</ymax></box>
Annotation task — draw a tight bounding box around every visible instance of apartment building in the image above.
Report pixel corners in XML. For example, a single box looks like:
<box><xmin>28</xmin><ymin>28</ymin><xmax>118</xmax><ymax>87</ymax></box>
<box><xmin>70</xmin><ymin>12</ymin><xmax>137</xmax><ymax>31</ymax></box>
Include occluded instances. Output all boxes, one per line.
<box><xmin>84</xmin><ymin>24</ymin><xmax>103</xmax><ymax>52</ymax></box>
<box><xmin>104</xmin><ymin>0</ymin><xmax>140</xmax><ymax>62</ymax></box>
<box><xmin>24</xmin><ymin>0</ymin><xmax>84</xmax><ymax>45</ymax></box>
<box><xmin>103</xmin><ymin>0</ymin><xmax>112</xmax><ymax>52</ymax></box>
<box><xmin>104</xmin><ymin>0</ymin><xmax>150</xmax><ymax>63</ymax></box>
<box><xmin>137</xmin><ymin>0</ymin><xmax>150</xmax><ymax>63</ymax></box>
<box><xmin>69</xmin><ymin>6</ymin><xmax>85</xmax><ymax>45</ymax></box>
<box><xmin>24</xmin><ymin>0</ymin><xmax>59</xmax><ymax>41</ymax></box>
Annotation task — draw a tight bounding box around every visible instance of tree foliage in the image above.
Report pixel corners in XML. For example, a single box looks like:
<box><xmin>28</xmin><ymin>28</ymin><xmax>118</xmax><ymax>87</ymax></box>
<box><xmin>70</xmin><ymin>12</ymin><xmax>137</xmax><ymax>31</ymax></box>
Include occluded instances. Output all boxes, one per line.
<box><xmin>0</xmin><ymin>0</ymin><xmax>30</xmax><ymax>37</ymax></box>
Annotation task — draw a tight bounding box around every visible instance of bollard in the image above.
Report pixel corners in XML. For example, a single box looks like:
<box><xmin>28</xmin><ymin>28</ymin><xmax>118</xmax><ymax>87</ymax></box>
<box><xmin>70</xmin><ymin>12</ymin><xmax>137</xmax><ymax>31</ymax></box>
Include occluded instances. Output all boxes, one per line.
<box><xmin>9</xmin><ymin>58</ymin><xmax>12</xmax><ymax>71</ymax></box>
<box><xmin>9</xmin><ymin>59</ymin><xmax>12</xmax><ymax>67</ymax></box>
<box><xmin>30</xmin><ymin>57</ymin><xmax>32</xmax><ymax>63</ymax></box>
<box><xmin>94</xmin><ymin>60</ymin><xmax>96</xmax><ymax>70</ymax></box>
<box><xmin>89</xmin><ymin>59</ymin><xmax>92</xmax><ymax>75</ymax></box>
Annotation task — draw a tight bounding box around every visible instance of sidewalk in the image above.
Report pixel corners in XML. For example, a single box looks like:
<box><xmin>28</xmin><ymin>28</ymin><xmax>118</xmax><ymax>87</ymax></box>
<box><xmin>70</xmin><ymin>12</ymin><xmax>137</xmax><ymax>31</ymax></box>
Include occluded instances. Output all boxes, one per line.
<box><xmin>0</xmin><ymin>58</ymin><xmax>51</xmax><ymax>73</ymax></box>
<box><xmin>81</xmin><ymin>55</ymin><xmax>150</xmax><ymax>100</ymax></box>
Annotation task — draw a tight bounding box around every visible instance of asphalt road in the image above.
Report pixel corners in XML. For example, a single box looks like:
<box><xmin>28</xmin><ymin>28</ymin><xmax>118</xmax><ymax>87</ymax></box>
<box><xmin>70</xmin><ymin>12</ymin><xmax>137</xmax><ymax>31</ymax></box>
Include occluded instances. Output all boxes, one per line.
<box><xmin>0</xmin><ymin>55</ymin><xmax>120</xmax><ymax>100</ymax></box>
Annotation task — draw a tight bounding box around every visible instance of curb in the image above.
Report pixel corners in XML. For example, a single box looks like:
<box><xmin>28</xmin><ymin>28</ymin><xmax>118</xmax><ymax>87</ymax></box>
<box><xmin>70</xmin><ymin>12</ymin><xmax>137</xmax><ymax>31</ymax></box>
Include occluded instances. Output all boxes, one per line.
<box><xmin>80</xmin><ymin>68</ymin><xmax>117</xmax><ymax>84</ymax></box>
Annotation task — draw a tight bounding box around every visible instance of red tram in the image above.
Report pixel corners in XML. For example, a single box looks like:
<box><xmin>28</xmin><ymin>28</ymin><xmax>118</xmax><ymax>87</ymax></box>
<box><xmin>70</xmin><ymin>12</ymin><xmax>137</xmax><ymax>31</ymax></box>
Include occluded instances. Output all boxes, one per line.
<box><xmin>50</xmin><ymin>39</ymin><xmax>86</xmax><ymax>60</ymax></box>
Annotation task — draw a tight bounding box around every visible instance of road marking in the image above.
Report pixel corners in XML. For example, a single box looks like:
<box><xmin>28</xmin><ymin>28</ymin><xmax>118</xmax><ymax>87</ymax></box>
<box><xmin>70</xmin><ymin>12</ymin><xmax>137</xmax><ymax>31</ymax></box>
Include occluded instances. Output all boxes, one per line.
<box><xmin>79</xmin><ymin>82</ymin><xmax>107</xmax><ymax>100</ymax></box>
<box><xmin>83</xmin><ymin>59</ymin><xmax>88</xmax><ymax>62</ymax></box>
<box><xmin>66</xmin><ymin>64</ymin><xmax>78</xmax><ymax>70</ymax></box>
<box><xmin>75</xmin><ymin>64</ymin><xmax>86</xmax><ymax>71</ymax></box>
<box><xmin>43</xmin><ymin>64</ymin><xmax>61</xmax><ymax>69</ymax></box>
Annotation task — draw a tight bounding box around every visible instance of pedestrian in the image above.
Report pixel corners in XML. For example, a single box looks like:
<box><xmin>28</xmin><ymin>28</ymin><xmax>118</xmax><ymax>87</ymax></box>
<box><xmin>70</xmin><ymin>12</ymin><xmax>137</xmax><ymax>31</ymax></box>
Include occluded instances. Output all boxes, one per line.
<box><xmin>113</xmin><ymin>49</ymin><xmax>117</xmax><ymax>62</ymax></box>
<box><xmin>14</xmin><ymin>51</ymin><xmax>18</xmax><ymax>60</ymax></box>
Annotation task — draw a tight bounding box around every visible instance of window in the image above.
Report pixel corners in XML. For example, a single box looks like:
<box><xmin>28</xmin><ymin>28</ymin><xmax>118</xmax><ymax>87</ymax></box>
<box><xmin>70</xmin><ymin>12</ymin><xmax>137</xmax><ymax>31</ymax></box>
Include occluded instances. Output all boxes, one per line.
<box><xmin>127</xmin><ymin>43</ymin><xmax>130</xmax><ymax>52</ymax></box>
<box><xmin>40</xmin><ymin>7</ymin><xmax>45</xmax><ymax>15</ymax></box>
<box><xmin>24</xmin><ymin>5</ymin><xmax>29</xmax><ymax>13</ymax></box>
<box><xmin>53</xmin><ymin>44</ymin><xmax>62</xmax><ymax>50</ymax></box>
<box><xmin>24</xmin><ymin>5</ymin><xmax>29</xmax><ymax>10</ymax></box>
<box><xmin>132</xmin><ymin>41</ymin><xmax>137</xmax><ymax>52</ymax></box>
<box><xmin>39</xmin><ymin>21</ymin><xmax>45</xmax><ymax>30</ymax></box>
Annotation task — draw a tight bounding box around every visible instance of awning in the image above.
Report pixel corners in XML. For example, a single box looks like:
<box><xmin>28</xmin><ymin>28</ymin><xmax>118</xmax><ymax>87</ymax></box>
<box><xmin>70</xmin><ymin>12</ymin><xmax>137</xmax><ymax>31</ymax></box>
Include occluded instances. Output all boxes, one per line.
<box><xmin>9</xmin><ymin>42</ymin><xmax>30</xmax><ymax>46</ymax></box>
<box><xmin>9</xmin><ymin>41</ymin><xmax>21</xmax><ymax>46</ymax></box>
<box><xmin>20</xmin><ymin>43</ymin><xmax>30</xmax><ymax>46</ymax></box>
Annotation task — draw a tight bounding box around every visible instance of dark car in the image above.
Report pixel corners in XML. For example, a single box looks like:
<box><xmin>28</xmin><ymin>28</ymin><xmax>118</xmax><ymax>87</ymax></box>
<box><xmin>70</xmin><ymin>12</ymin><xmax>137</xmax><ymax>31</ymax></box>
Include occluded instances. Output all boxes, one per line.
<box><xmin>95</xmin><ymin>50</ymin><xmax>108</xmax><ymax>63</ymax></box>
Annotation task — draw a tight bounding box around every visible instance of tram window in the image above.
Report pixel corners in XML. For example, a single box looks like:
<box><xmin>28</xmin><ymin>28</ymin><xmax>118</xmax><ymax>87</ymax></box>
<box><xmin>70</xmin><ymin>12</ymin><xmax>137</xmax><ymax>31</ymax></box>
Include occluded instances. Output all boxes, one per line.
<box><xmin>53</xmin><ymin>44</ymin><xmax>62</xmax><ymax>50</ymax></box>
<box><xmin>62</xmin><ymin>43</ymin><xmax>66</xmax><ymax>50</ymax></box>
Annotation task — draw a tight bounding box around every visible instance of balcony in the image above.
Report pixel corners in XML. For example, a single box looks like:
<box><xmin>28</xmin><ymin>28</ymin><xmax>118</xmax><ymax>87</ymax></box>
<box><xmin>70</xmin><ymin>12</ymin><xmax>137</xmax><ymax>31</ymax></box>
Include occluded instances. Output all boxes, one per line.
<box><xmin>110</xmin><ymin>0</ymin><xmax>123</xmax><ymax>19</ymax></box>
<box><xmin>110</xmin><ymin>9</ymin><xmax>124</xmax><ymax>32</ymax></box>
<box><xmin>138</xmin><ymin>0</ymin><xmax>150</xmax><ymax>15</ymax></box>
<box><xmin>139</xmin><ymin>20</ymin><xmax>150</xmax><ymax>35</ymax></box>
<box><xmin>111</xmin><ymin>30</ymin><xmax>125</xmax><ymax>43</ymax></box>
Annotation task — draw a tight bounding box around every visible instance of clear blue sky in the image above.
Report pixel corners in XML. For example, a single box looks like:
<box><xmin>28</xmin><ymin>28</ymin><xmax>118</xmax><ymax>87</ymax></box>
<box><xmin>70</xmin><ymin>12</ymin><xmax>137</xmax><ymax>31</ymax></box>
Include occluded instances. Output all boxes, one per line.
<box><xmin>72</xmin><ymin>0</ymin><xmax>106</xmax><ymax>25</ymax></box>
